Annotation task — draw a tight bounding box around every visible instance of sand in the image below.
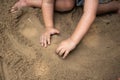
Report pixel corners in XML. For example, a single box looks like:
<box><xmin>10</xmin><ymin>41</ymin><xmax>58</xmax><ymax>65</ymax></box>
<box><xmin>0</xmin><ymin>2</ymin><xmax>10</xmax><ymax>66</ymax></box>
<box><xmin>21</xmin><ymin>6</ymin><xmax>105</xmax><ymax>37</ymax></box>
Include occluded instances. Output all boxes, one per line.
<box><xmin>0</xmin><ymin>0</ymin><xmax>120</xmax><ymax>80</ymax></box>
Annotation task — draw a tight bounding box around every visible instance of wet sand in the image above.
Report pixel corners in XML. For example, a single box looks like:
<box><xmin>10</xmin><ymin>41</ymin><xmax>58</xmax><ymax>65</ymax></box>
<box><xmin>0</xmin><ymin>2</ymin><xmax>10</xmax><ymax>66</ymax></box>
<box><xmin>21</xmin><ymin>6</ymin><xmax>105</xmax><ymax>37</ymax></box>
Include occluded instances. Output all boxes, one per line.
<box><xmin>0</xmin><ymin>0</ymin><xmax>120</xmax><ymax>80</ymax></box>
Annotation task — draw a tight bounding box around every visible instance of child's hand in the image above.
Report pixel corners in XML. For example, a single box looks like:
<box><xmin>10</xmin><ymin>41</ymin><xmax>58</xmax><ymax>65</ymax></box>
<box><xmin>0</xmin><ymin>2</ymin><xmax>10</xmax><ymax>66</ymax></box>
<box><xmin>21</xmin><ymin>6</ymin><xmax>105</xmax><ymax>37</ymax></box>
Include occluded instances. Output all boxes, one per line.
<box><xmin>40</xmin><ymin>28</ymin><xmax>59</xmax><ymax>47</ymax></box>
<box><xmin>56</xmin><ymin>38</ymin><xmax>77</xmax><ymax>59</ymax></box>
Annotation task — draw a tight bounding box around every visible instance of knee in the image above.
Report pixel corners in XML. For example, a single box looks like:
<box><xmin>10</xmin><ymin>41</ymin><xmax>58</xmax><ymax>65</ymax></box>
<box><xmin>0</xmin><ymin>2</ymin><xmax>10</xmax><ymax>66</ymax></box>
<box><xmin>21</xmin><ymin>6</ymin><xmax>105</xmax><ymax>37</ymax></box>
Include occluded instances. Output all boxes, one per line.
<box><xmin>56</xmin><ymin>0</ymin><xmax>75</xmax><ymax>12</ymax></box>
<box><xmin>64</xmin><ymin>0</ymin><xmax>75</xmax><ymax>11</ymax></box>
<box><xmin>24</xmin><ymin>0</ymin><xmax>29</xmax><ymax>4</ymax></box>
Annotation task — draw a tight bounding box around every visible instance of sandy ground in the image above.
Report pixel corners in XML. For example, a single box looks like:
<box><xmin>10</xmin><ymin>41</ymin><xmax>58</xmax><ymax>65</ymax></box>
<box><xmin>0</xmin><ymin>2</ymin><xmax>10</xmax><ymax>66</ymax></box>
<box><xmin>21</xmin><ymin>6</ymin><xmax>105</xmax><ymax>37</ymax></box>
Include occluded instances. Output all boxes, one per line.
<box><xmin>0</xmin><ymin>0</ymin><xmax>120</xmax><ymax>80</ymax></box>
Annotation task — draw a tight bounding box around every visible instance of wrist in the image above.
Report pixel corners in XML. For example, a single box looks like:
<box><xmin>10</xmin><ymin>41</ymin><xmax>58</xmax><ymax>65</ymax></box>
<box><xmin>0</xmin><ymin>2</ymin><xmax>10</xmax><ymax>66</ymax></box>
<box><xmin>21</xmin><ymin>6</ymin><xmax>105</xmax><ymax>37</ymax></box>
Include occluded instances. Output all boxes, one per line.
<box><xmin>45</xmin><ymin>27</ymin><xmax>54</xmax><ymax>30</ymax></box>
<box><xmin>70</xmin><ymin>34</ymin><xmax>86</xmax><ymax>45</ymax></box>
<box><xmin>46</xmin><ymin>25</ymin><xmax>54</xmax><ymax>28</ymax></box>
<box><xmin>45</xmin><ymin>24</ymin><xmax>54</xmax><ymax>29</ymax></box>
<box><xmin>69</xmin><ymin>37</ymin><xmax>78</xmax><ymax>46</ymax></box>
<box><xmin>46</xmin><ymin>26</ymin><xmax>53</xmax><ymax>28</ymax></box>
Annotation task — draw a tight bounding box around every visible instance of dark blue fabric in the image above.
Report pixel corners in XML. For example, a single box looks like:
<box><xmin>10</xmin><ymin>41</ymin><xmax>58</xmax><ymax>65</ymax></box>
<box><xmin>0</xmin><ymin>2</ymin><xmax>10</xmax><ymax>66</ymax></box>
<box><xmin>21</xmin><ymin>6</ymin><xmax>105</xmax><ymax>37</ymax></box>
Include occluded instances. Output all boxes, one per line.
<box><xmin>76</xmin><ymin>0</ymin><xmax>84</xmax><ymax>6</ymax></box>
<box><xmin>76</xmin><ymin>0</ymin><xmax>112</xmax><ymax>6</ymax></box>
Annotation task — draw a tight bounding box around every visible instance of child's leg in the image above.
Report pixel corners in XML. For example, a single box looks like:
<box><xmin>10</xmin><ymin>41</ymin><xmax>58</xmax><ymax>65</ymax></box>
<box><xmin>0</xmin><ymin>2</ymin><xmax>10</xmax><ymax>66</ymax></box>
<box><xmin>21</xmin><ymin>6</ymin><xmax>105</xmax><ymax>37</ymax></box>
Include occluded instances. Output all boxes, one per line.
<box><xmin>25</xmin><ymin>0</ymin><xmax>42</xmax><ymax>7</ymax></box>
<box><xmin>97</xmin><ymin>1</ymin><xmax>120</xmax><ymax>15</ymax></box>
<box><xmin>11</xmin><ymin>0</ymin><xmax>42</xmax><ymax>13</ymax></box>
<box><xmin>55</xmin><ymin>0</ymin><xmax>75</xmax><ymax>12</ymax></box>
<box><xmin>11</xmin><ymin>0</ymin><xmax>75</xmax><ymax>13</ymax></box>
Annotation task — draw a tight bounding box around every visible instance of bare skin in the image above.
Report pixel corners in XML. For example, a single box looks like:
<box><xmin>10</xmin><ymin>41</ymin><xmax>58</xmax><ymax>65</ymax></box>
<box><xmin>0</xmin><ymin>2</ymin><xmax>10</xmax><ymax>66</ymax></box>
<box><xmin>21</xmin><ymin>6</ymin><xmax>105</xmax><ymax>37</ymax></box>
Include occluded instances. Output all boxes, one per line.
<box><xmin>11</xmin><ymin>0</ymin><xmax>120</xmax><ymax>59</ymax></box>
<box><xmin>118</xmin><ymin>78</ymin><xmax>120</xmax><ymax>80</ymax></box>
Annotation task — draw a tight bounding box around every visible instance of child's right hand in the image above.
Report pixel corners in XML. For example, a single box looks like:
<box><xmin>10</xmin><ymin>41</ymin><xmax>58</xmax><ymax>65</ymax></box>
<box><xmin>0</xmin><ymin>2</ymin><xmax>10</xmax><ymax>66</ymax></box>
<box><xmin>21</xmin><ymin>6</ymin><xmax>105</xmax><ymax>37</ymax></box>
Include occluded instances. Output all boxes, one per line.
<box><xmin>40</xmin><ymin>28</ymin><xmax>59</xmax><ymax>47</ymax></box>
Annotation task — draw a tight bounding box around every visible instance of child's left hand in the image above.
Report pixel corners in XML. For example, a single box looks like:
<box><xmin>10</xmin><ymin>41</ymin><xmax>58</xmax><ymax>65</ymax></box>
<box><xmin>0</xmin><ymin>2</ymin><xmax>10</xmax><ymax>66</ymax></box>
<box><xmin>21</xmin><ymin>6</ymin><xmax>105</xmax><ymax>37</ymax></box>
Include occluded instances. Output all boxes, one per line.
<box><xmin>56</xmin><ymin>38</ymin><xmax>77</xmax><ymax>59</ymax></box>
<box><xmin>40</xmin><ymin>28</ymin><xmax>59</xmax><ymax>47</ymax></box>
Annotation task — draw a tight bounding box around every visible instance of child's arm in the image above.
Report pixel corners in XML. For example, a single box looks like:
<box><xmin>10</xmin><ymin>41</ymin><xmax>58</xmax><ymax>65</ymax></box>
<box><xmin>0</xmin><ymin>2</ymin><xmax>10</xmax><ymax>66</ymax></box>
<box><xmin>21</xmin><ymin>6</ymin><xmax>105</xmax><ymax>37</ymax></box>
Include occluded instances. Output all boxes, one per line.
<box><xmin>42</xmin><ymin>0</ymin><xmax>54</xmax><ymax>28</ymax></box>
<box><xmin>40</xmin><ymin>0</ymin><xmax>59</xmax><ymax>47</ymax></box>
<box><xmin>70</xmin><ymin>0</ymin><xmax>98</xmax><ymax>45</ymax></box>
<box><xmin>56</xmin><ymin>0</ymin><xmax>99</xmax><ymax>59</ymax></box>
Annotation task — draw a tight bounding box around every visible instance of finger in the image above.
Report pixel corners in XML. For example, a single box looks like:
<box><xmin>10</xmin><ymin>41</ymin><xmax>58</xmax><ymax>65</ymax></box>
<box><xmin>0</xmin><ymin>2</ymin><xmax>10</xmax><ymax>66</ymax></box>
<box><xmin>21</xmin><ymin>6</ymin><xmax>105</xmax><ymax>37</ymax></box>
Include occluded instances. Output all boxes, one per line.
<box><xmin>40</xmin><ymin>36</ymin><xmax>44</xmax><ymax>47</ymax></box>
<box><xmin>43</xmin><ymin>37</ymin><xmax>47</xmax><ymax>48</ymax></box>
<box><xmin>11</xmin><ymin>4</ymin><xmax>18</xmax><ymax>13</ymax></box>
<box><xmin>63</xmin><ymin>51</ymin><xmax>69</xmax><ymax>59</ymax></box>
<box><xmin>55</xmin><ymin>30</ymin><xmax>60</xmax><ymax>34</ymax></box>
<box><xmin>11</xmin><ymin>6</ymin><xmax>16</xmax><ymax>12</ymax></box>
<box><xmin>56</xmin><ymin>46</ymin><xmax>63</xmax><ymax>54</ymax></box>
<box><xmin>11</xmin><ymin>10</ymin><xmax>17</xmax><ymax>13</ymax></box>
<box><xmin>40</xmin><ymin>36</ymin><xmax>42</xmax><ymax>43</ymax></box>
<box><xmin>51</xmin><ymin>29</ymin><xmax>60</xmax><ymax>34</ymax></box>
<box><xmin>47</xmin><ymin>36</ymin><xmax>51</xmax><ymax>45</ymax></box>
<box><xmin>59</xmin><ymin>49</ymin><xmax>65</xmax><ymax>56</ymax></box>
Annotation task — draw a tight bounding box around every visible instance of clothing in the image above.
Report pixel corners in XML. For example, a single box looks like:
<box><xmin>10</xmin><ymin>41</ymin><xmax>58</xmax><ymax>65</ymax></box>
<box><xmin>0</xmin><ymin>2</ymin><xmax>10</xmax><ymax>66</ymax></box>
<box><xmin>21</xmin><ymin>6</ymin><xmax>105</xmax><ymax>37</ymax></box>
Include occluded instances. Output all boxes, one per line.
<box><xmin>76</xmin><ymin>0</ymin><xmax>112</xmax><ymax>6</ymax></box>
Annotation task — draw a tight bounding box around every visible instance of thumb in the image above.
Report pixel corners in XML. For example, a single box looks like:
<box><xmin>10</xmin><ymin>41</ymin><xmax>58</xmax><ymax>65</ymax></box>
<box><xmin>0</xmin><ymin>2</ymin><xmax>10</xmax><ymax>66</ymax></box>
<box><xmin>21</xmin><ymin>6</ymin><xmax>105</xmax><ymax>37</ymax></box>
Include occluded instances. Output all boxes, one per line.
<box><xmin>51</xmin><ymin>29</ymin><xmax>60</xmax><ymax>34</ymax></box>
<box><xmin>55</xmin><ymin>29</ymin><xmax>60</xmax><ymax>34</ymax></box>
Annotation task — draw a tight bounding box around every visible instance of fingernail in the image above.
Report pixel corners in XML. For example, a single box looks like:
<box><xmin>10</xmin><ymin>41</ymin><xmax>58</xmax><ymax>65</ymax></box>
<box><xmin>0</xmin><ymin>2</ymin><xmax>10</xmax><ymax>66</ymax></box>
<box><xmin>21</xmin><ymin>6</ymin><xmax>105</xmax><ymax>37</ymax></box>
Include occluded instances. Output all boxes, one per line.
<box><xmin>62</xmin><ymin>57</ymin><xmax>65</xmax><ymax>59</ymax></box>
<box><xmin>48</xmin><ymin>43</ymin><xmax>50</xmax><ymax>45</ymax></box>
